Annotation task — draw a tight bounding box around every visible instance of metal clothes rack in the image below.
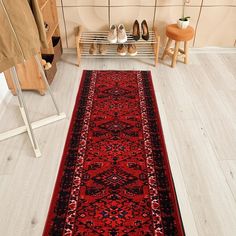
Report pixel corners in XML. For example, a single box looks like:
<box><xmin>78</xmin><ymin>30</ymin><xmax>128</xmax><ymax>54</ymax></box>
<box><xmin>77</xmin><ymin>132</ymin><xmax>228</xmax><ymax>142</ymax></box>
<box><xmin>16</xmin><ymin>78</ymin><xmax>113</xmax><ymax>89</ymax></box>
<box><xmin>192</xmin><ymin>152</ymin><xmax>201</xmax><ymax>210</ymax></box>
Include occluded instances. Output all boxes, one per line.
<box><xmin>0</xmin><ymin>55</ymin><xmax>66</xmax><ymax>158</ymax></box>
<box><xmin>76</xmin><ymin>0</ymin><xmax>160</xmax><ymax>67</ymax></box>
<box><xmin>0</xmin><ymin>0</ymin><xmax>66</xmax><ymax>157</ymax></box>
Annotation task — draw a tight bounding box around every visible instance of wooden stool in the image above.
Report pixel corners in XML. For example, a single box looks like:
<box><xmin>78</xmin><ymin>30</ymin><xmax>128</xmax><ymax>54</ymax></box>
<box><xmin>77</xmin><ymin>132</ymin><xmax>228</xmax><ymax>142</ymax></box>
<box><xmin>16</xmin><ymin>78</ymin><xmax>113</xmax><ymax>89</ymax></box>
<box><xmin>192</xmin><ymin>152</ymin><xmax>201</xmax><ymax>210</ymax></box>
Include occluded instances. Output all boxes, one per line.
<box><xmin>162</xmin><ymin>24</ymin><xmax>194</xmax><ymax>67</ymax></box>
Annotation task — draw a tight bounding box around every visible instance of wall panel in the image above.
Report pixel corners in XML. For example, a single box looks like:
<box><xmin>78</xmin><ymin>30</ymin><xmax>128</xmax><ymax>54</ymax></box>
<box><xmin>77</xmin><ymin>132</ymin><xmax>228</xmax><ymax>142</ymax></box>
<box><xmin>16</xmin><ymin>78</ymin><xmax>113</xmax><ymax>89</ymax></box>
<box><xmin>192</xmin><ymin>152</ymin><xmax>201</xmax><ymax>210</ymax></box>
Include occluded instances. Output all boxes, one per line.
<box><xmin>57</xmin><ymin>7</ymin><xmax>67</xmax><ymax>48</ymax></box>
<box><xmin>64</xmin><ymin>7</ymin><xmax>108</xmax><ymax>48</ymax></box>
<box><xmin>110</xmin><ymin>7</ymin><xmax>155</xmax><ymax>31</ymax></box>
<box><xmin>203</xmin><ymin>0</ymin><xmax>236</xmax><ymax>6</ymax></box>
<box><xmin>194</xmin><ymin>6</ymin><xmax>236</xmax><ymax>47</ymax></box>
<box><xmin>60</xmin><ymin>0</ymin><xmax>107</xmax><ymax>6</ymax></box>
<box><xmin>157</xmin><ymin>0</ymin><xmax>202</xmax><ymax>6</ymax></box>
<box><xmin>110</xmin><ymin>0</ymin><xmax>154</xmax><ymax>7</ymax></box>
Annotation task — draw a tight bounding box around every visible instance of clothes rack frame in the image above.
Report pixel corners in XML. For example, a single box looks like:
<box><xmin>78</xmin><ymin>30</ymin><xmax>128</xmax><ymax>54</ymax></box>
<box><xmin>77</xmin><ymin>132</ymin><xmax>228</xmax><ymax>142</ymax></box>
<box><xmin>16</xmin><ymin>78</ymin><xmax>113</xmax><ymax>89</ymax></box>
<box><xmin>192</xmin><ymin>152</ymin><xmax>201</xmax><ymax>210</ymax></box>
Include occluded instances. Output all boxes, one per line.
<box><xmin>0</xmin><ymin>55</ymin><xmax>66</xmax><ymax>158</ymax></box>
<box><xmin>0</xmin><ymin>0</ymin><xmax>66</xmax><ymax>157</ymax></box>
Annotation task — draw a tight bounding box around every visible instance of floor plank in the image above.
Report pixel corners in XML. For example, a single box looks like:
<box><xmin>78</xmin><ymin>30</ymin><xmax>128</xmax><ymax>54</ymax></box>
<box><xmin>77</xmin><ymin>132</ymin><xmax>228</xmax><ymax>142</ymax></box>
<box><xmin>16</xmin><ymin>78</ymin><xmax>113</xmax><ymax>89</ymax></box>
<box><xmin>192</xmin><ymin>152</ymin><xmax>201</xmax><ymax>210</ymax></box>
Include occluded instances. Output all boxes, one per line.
<box><xmin>220</xmin><ymin>160</ymin><xmax>236</xmax><ymax>201</ymax></box>
<box><xmin>169</xmin><ymin>119</ymin><xmax>236</xmax><ymax>236</ymax></box>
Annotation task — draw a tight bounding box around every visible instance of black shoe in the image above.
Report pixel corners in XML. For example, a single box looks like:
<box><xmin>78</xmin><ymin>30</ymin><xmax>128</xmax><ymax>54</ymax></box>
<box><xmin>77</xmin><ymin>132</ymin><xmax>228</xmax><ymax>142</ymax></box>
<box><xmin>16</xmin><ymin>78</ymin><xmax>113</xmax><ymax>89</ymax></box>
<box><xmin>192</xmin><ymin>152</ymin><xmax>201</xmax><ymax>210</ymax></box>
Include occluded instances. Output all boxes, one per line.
<box><xmin>141</xmin><ymin>20</ymin><xmax>149</xmax><ymax>41</ymax></box>
<box><xmin>132</xmin><ymin>20</ymin><xmax>140</xmax><ymax>41</ymax></box>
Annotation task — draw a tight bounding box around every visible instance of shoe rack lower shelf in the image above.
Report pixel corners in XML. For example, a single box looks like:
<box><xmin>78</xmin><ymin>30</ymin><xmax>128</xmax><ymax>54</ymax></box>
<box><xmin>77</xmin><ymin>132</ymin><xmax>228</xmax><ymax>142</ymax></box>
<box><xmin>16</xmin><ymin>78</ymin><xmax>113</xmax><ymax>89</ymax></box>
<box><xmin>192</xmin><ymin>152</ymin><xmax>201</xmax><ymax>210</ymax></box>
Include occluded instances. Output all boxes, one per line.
<box><xmin>76</xmin><ymin>26</ymin><xmax>160</xmax><ymax>66</ymax></box>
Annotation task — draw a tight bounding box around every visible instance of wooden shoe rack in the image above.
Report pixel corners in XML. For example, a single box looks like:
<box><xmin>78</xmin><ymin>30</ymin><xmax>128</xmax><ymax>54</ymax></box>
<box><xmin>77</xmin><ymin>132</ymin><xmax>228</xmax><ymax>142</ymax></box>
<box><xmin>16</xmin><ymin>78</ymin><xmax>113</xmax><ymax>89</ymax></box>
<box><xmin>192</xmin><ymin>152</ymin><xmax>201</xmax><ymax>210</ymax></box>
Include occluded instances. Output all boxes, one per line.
<box><xmin>76</xmin><ymin>26</ymin><xmax>160</xmax><ymax>67</ymax></box>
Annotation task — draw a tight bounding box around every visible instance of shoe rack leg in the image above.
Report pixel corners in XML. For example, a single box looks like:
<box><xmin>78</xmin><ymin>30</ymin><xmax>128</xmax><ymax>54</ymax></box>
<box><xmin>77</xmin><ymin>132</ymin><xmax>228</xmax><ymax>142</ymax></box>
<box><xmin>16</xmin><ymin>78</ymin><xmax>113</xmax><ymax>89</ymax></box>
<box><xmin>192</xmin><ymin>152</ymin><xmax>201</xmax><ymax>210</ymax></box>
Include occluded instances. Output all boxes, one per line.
<box><xmin>34</xmin><ymin>54</ymin><xmax>60</xmax><ymax>115</ymax></box>
<box><xmin>154</xmin><ymin>36</ymin><xmax>160</xmax><ymax>66</ymax></box>
<box><xmin>76</xmin><ymin>42</ymin><xmax>81</xmax><ymax>67</ymax></box>
<box><xmin>76</xmin><ymin>26</ymin><xmax>83</xmax><ymax>66</ymax></box>
<box><xmin>153</xmin><ymin>26</ymin><xmax>160</xmax><ymax>66</ymax></box>
<box><xmin>10</xmin><ymin>67</ymin><xmax>41</xmax><ymax>157</ymax></box>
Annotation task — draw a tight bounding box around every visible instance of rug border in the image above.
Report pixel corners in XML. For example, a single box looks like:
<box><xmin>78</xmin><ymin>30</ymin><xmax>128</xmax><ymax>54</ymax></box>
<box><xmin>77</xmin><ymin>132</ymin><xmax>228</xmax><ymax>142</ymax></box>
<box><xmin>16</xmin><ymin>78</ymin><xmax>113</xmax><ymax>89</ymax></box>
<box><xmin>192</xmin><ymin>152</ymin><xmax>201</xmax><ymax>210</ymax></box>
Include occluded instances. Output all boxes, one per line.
<box><xmin>42</xmin><ymin>70</ymin><xmax>185</xmax><ymax>235</ymax></box>
<box><xmin>146</xmin><ymin>71</ymin><xmax>185</xmax><ymax>235</ymax></box>
<box><xmin>43</xmin><ymin>70</ymin><xmax>88</xmax><ymax>236</ymax></box>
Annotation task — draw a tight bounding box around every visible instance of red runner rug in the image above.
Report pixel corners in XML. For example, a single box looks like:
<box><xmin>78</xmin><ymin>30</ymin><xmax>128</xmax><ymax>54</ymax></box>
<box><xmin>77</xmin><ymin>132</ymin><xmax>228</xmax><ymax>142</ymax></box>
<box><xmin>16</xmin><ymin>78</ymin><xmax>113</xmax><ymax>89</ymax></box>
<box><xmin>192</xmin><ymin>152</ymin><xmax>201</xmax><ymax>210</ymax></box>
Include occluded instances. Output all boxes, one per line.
<box><xmin>43</xmin><ymin>71</ymin><xmax>184</xmax><ymax>236</ymax></box>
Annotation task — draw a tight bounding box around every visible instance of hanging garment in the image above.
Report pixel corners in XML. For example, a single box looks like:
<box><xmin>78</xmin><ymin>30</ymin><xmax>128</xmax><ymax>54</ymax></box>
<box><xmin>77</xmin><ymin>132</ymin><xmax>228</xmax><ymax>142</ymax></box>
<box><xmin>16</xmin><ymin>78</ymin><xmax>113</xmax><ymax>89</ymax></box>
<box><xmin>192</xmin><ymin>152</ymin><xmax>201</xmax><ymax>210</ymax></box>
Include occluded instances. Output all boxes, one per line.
<box><xmin>28</xmin><ymin>0</ymin><xmax>48</xmax><ymax>48</ymax></box>
<box><xmin>0</xmin><ymin>0</ymin><xmax>47</xmax><ymax>73</ymax></box>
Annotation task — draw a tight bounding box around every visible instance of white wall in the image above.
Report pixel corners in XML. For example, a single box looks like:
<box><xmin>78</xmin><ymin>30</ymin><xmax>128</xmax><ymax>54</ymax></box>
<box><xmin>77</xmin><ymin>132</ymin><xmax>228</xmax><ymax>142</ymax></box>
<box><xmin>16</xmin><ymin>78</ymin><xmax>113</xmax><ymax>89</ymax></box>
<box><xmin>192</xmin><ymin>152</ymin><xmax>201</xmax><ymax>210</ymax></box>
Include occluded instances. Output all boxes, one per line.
<box><xmin>0</xmin><ymin>73</ymin><xmax>9</xmax><ymax>103</ymax></box>
<box><xmin>56</xmin><ymin>0</ymin><xmax>236</xmax><ymax>48</ymax></box>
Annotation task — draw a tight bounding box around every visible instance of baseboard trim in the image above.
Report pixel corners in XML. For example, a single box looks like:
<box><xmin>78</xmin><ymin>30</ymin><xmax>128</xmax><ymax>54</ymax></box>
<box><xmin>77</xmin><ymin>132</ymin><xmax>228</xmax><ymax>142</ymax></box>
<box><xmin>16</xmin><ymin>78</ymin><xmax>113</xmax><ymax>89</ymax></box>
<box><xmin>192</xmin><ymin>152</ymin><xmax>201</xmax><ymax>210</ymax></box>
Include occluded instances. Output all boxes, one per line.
<box><xmin>190</xmin><ymin>47</ymin><xmax>236</xmax><ymax>54</ymax></box>
<box><xmin>63</xmin><ymin>48</ymin><xmax>77</xmax><ymax>54</ymax></box>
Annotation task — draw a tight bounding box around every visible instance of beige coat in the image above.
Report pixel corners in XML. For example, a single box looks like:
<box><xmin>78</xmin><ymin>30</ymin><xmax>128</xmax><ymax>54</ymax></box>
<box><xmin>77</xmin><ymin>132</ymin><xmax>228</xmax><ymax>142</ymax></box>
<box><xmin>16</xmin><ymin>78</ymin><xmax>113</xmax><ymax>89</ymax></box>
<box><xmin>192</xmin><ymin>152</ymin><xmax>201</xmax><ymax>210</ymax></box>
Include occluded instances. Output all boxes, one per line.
<box><xmin>0</xmin><ymin>0</ymin><xmax>47</xmax><ymax>73</ymax></box>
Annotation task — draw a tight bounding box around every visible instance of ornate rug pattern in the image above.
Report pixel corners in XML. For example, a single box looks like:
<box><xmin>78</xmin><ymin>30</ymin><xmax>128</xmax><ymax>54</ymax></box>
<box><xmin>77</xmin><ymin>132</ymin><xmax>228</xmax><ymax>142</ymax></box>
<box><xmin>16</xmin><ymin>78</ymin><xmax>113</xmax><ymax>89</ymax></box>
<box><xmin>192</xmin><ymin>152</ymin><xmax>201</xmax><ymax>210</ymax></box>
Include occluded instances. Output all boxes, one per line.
<box><xmin>43</xmin><ymin>70</ymin><xmax>184</xmax><ymax>236</ymax></box>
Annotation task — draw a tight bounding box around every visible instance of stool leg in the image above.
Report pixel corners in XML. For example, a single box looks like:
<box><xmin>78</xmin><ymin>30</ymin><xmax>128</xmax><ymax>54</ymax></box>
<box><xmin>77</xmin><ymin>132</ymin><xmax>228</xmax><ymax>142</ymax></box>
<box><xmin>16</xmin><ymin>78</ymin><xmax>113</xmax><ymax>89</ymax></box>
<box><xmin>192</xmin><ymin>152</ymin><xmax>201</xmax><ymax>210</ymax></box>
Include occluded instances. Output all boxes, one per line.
<box><xmin>161</xmin><ymin>38</ymin><xmax>172</xmax><ymax>60</ymax></box>
<box><xmin>184</xmin><ymin>41</ymin><xmax>189</xmax><ymax>64</ymax></box>
<box><xmin>171</xmin><ymin>41</ymin><xmax>180</xmax><ymax>68</ymax></box>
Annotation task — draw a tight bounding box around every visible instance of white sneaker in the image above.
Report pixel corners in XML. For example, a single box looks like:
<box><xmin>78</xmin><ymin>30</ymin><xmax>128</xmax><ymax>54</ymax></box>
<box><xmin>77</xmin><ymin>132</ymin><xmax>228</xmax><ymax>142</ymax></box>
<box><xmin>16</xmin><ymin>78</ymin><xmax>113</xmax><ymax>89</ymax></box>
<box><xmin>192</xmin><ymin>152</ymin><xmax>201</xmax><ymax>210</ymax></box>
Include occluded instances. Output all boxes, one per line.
<box><xmin>107</xmin><ymin>25</ymin><xmax>117</xmax><ymax>43</ymax></box>
<box><xmin>117</xmin><ymin>24</ymin><xmax>127</xmax><ymax>43</ymax></box>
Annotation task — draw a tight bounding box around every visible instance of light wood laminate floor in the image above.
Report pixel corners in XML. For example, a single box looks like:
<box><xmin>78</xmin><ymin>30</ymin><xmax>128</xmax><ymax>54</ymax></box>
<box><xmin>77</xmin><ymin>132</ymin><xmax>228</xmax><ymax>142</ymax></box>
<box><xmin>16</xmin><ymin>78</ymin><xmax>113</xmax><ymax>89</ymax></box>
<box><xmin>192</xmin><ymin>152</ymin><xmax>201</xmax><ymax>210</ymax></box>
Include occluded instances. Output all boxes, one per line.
<box><xmin>0</xmin><ymin>53</ymin><xmax>236</xmax><ymax>236</ymax></box>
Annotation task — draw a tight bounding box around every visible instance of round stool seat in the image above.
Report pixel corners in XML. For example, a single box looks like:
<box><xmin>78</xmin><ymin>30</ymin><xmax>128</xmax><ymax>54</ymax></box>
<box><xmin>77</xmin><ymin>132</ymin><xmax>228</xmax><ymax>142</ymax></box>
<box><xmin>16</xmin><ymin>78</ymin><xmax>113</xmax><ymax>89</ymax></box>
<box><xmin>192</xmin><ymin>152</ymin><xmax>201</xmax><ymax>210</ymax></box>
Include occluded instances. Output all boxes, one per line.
<box><xmin>166</xmin><ymin>24</ymin><xmax>194</xmax><ymax>41</ymax></box>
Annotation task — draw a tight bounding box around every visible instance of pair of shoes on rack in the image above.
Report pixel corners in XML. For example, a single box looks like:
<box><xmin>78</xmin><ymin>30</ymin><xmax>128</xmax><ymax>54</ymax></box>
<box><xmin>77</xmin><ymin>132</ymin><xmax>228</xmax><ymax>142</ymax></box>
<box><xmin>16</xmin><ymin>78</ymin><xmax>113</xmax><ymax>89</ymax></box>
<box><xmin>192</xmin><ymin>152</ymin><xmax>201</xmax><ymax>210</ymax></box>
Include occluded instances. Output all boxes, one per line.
<box><xmin>107</xmin><ymin>24</ymin><xmax>127</xmax><ymax>43</ymax></box>
<box><xmin>89</xmin><ymin>43</ymin><xmax>107</xmax><ymax>55</ymax></box>
<box><xmin>117</xmin><ymin>44</ymin><xmax>137</xmax><ymax>56</ymax></box>
<box><xmin>132</xmin><ymin>20</ymin><xmax>149</xmax><ymax>41</ymax></box>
